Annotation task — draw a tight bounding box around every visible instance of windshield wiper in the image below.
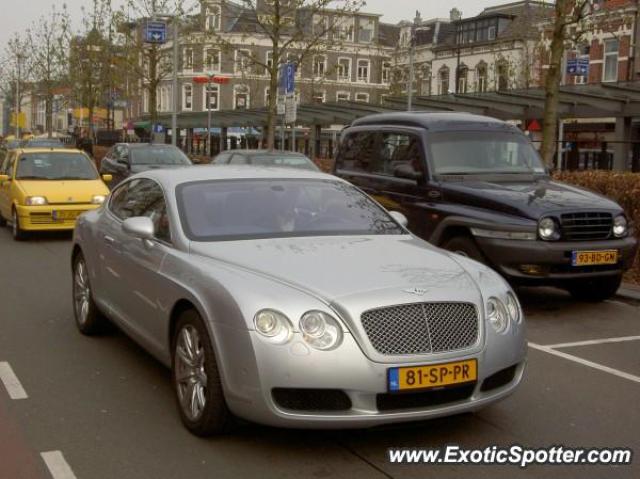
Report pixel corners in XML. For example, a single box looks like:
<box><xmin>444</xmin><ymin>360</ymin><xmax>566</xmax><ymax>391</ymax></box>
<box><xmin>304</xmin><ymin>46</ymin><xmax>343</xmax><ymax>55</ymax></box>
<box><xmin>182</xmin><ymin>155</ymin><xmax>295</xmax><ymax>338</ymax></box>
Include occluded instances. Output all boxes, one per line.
<box><xmin>16</xmin><ymin>176</ymin><xmax>48</xmax><ymax>180</ymax></box>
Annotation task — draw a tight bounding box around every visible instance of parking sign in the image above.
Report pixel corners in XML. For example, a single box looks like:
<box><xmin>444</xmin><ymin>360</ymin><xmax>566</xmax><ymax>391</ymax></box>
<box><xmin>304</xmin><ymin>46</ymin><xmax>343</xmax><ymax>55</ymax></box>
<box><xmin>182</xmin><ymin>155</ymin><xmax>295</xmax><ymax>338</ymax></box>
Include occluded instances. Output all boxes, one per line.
<box><xmin>145</xmin><ymin>21</ymin><xmax>167</xmax><ymax>44</ymax></box>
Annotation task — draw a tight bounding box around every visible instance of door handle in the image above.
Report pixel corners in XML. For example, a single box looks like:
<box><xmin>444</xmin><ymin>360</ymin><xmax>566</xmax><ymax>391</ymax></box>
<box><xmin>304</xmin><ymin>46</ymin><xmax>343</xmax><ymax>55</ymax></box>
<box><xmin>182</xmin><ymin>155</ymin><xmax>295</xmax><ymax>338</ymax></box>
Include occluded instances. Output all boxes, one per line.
<box><xmin>103</xmin><ymin>235</ymin><xmax>115</xmax><ymax>244</ymax></box>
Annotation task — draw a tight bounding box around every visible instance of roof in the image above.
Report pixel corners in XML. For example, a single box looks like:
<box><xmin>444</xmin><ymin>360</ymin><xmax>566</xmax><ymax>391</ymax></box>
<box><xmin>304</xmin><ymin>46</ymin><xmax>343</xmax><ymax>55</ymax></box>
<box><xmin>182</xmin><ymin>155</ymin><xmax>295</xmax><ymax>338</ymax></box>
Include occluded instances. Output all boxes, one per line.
<box><xmin>119</xmin><ymin>143</ymin><xmax>180</xmax><ymax>149</ymax></box>
<box><xmin>227</xmin><ymin>150</ymin><xmax>308</xmax><ymax>157</ymax></box>
<box><xmin>15</xmin><ymin>148</ymin><xmax>83</xmax><ymax>154</ymax></box>
<box><xmin>350</xmin><ymin>112</ymin><xmax>517</xmax><ymax>132</ymax></box>
<box><xmin>141</xmin><ymin>165</ymin><xmax>339</xmax><ymax>188</ymax></box>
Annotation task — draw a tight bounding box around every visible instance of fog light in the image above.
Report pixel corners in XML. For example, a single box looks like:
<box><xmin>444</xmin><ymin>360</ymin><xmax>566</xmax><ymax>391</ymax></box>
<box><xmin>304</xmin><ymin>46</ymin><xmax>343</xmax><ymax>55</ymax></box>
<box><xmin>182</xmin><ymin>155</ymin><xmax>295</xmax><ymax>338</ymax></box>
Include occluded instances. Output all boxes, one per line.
<box><xmin>519</xmin><ymin>264</ymin><xmax>545</xmax><ymax>276</ymax></box>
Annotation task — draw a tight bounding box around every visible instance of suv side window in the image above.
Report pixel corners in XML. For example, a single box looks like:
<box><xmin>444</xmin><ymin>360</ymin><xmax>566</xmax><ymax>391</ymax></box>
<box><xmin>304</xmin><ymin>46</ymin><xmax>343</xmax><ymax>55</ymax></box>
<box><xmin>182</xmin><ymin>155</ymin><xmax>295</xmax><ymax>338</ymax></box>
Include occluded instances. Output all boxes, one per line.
<box><xmin>379</xmin><ymin>132</ymin><xmax>424</xmax><ymax>177</ymax></box>
<box><xmin>337</xmin><ymin>131</ymin><xmax>378</xmax><ymax>173</ymax></box>
<box><xmin>109</xmin><ymin>179</ymin><xmax>171</xmax><ymax>242</ymax></box>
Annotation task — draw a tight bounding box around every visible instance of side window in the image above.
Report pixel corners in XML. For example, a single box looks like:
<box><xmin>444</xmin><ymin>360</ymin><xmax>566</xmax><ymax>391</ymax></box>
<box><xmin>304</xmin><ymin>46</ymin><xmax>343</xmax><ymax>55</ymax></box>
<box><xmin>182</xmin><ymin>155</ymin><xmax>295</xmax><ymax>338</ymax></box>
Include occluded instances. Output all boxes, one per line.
<box><xmin>379</xmin><ymin>132</ymin><xmax>424</xmax><ymax>176</ymax></box>
<box><xmin>3</xmin><ymin>154</ymin><xmax>16</xmax><ymax>177</ymax></box>
<box><xmin>229</xmin><ymin>154</ymin><xmax>249</xmax><ymax>165</ymax></box>
<box><xmin>337</xmin><ymin>131</ymin><xmax>378</xmax><ymax>173</ymax></box>
<box><xmin>214</xmin><ymin>153</ymin><xmax>231</xmax><ymax>164</ymax></box>
<box><xmin>109</xmin><ymin>179</ymin><xmax>171</xmax><ymax>242</ymax></box>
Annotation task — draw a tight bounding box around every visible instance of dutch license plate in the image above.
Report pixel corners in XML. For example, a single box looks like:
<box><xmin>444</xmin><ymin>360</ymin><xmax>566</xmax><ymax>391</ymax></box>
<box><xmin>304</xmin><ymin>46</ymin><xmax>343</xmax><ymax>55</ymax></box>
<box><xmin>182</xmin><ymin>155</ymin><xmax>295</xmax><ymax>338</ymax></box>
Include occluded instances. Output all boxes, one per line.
<box><xmin>53</xmin><ymin>210</ymin><xmax>82</xmax><ymax>221</ymax></box>
<box><xmin>571</xmin><ymin>250</ymin><xmax>618</xmax><ymax>267</ymax></box>
<box><xmin>388</xmin><ymin>359</ymin><xmax>477</xmax><ymax>393</ymax></box>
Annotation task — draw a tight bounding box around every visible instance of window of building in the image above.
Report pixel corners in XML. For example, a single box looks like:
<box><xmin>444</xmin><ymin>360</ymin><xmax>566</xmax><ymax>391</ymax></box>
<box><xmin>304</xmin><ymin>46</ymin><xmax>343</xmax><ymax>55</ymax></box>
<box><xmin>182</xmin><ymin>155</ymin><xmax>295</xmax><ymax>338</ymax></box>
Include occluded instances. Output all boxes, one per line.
<box><xmin>496</xmin><ymin>61</ymin><xmax>509</xmax><ymax>91</ymax></box>
<box><xmin>234</xmin><ymin>85</ymin><xmax>250</xmax><ymax>110</ymax></box>
<box><xmin>476</xmin><ymin>63</ymin><xmax>488</xmax><ymax>93</ymax></box>
<box><xmin>143</xmin><ymin>90</ymin><xmax>149</xmax><ymax>113</ymax></box>
<box><xmin>357</xmin><ymin>59</ymin><xmax>370</xmax><ymax>83</ymax></box>
<box><xmin>205</xmin><ymin>6</ymin><xmax>221</xmax><ymax>31</ymax></box>
<box><xmin>235</xmin><ymin>49</ymin><xmax>252</xmax><ymax>74</ymax></box>
<box><xmin>204</xmin><ymin>48</ymin><xmax>221</xmax><ymax>72</ymax></box>
<box><xmin>358</xmin><ymin>18</ymin><xmax>374</xmax><ymax>43</ymax></box>
<box><xmin>182</xmin><ymin>84</ymin><xmax>192</xmax><ymax>111</ymax></box>
<box><xmin>203</xmin><ymin>84</ymin><xmax>219</xmax><ymax>111</ymax></box>
<box><xmin>382</xmin><ymin>61</ymin><xmax>391</xmax><ymax>84</ymax></box>
<box><xmin>336</xmin><ymin>91</ymin><xmax>350</xmax><ymax>102</ymax></box>
<box><xmin>438</xmin><ymin>67</ymin><xmax>449</xmax><ymax>95</ymax></box>
<box><xmin>183</xmin><ymin>48</ymin><xmax>193</xmax><ymax>71</ymax></box>
<box><xmin>264</xmin><ymin>87</ymin><xmax>272</xmax><ymax>107</ymax></box>
<box><xmin>313</xmin><ymin>55</ymin><xmax>327</xmax><ymax>78</ymax></box>
<box><xmin>335</xmin><ymin>16</ymin><xmax>354</xmax><ymax>42</ymax></box>
<box><xmin>312</xmin><ymin>90</ymin><xmax>326</xmax><ymax>103</ymax></box>
<box><xmin>603</xmin><ymin>39</ymin><xmax>619</xmax><ymax>82</ymax></box>
<box><xmin>457</xmin><ymin>65</ymin><xmax>468</xmax><ymax>93</ymax></box>
<box><xmin>355</xmin><ymin>92</ymin><xmax>369</xmax><ymax>103</ymax></box>
<box><xmin>337</xmin><ymin>57</ymin><xmax>351</xmax><ymax>81</ymax></box>
<box><xmin>313</xmin><ymin>14</ymin><xmax>328</xmax><ymax>38</ymax></box>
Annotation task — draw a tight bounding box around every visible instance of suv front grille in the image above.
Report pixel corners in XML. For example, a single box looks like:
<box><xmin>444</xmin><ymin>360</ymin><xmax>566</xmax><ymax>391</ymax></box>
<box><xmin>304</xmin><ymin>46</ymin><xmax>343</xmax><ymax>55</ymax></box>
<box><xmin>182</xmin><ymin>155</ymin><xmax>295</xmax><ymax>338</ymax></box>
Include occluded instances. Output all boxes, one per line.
<box><xmin>360</xmin><ymin>302</ymin><xmax>479</xmax><ymax>355</ymax></box>
<box><xmin>560</xmin><ymin>212</ymin><xmax>612</xmax><ymax>241</ymax></box>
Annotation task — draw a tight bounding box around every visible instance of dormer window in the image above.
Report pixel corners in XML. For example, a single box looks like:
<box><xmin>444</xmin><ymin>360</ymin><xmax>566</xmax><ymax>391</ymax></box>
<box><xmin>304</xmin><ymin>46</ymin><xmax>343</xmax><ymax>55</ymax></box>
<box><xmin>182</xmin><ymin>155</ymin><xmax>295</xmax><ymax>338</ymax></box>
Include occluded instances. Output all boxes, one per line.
<box><xmin>205</xmin><ymin>6</ymin><xmax>221</xmax><ymax>31</ymax></box>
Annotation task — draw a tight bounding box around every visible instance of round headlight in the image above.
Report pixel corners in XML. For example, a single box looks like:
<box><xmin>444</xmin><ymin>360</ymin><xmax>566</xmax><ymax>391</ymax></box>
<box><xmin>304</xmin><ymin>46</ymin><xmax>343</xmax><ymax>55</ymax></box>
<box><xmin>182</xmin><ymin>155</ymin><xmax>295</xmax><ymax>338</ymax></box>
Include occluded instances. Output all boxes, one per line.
<box><xmin>613</xmin><ymin>215</ymin><xmax>628</xmax><ymax>238</ymax></box>
<box><xmin>25</xmin><ymin>196</ymin><xmax>48</xmax><ymax>206</ymax></box>
<box><xmin>487</xmin><ymin>297</ymin><xmax>509</xmax><ymax>334</ymax></box>
<box><xmin>505</xmin><ymin>292</ymin><xmax>522</xmax><ymax>324</ymax></box>
<box><xmin>300</xmin><ymin>311</ymin><xmax>343</xmax><ymax>350</ymax></box>
<box><xmin>254</xmin><ymin>309</ymin><xmax>292</xmax><ymax>344</ymax></box>
<box><xmin>538</xmin><ymin>217</ymin><xmax>559</xmax><ymax>241</ymax></box>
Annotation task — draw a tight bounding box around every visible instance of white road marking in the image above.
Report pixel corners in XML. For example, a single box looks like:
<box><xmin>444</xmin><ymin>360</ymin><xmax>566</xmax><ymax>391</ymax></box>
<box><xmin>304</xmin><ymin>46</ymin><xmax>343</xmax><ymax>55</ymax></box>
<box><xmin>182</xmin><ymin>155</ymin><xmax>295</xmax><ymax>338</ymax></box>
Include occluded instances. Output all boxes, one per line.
<box><xmin>545</xmin><ymin>335</ymin><xmax>640</xmax><ymax>349</ymax></box>
<box><xmin>0</xmin><ymin>361</ymin><xmax>28</xmax><ymax>399</ymax></box>
<box><xmin>41</xmin><ymin>451</ymin><xmax>77</xmax><ymax>479</ymax></box>
<box><xmin>529</xmin><ymin>342</ymin><xmax>640</xmax><ymax>384</ymax></box>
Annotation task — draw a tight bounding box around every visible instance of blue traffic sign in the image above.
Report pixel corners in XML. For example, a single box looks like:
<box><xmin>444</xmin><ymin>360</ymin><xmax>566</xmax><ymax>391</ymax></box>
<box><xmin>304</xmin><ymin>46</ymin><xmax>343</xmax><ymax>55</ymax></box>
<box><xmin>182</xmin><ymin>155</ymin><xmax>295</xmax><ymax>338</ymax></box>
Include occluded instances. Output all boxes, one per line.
<box><xmin>279</xmin><ymin>62</ymin><xmax>296</xmax><ymax>95</ymax></box>
<box><xmin>153</xmin><ymin>124</ymin><xmax>164</xmax><ymax>133</ymax></box>
<box><xmin>567</xmin><ymin>57</ymin><xmax>589</xmax><ymax>76</ymax></box>
<box><xmin>145</xmin><ymin>21</ymin><xmax>167</xmax><ymax>44</ymax></box>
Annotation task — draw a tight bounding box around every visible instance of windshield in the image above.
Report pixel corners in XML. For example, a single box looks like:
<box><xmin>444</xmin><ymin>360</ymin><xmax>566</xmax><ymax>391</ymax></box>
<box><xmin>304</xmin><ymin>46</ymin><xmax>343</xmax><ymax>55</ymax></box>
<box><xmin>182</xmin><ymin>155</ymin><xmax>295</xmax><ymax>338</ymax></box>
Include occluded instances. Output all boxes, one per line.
<box><xmin>428</xmin><ymin>131</ymin><xmax>546</xmax><ymax>175</ymax></box>
<box><xmin>16</xmin><ymin>153</ymin><xmax>99</xmax><ymax>180</ymax></box>
<box><xmin>22</xmin><ymin>139</ymin><xmax>64</xmax><ymax>148</ymax></box>
<box><xmin>249</xmin><ymin>155</ymin><xmax>318</xmax><ymax>170</ymax></box>
<box><xmin>131</xmin><ymin>146</ymin><xmax>192</xmax><ymax>166</ymax></box>
<box><xmin>177</xmin><ymin>179</ymin><xmax>404</xmax><ymax>241</ymax></box>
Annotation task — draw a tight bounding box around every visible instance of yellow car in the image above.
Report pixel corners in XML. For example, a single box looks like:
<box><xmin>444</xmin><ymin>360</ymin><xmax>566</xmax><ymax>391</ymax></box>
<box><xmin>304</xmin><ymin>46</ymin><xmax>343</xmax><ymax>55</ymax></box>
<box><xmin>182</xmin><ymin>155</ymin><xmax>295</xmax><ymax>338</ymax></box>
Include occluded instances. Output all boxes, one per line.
<box><xmin>0</xmin><ymin>148</ymin><xmax>111</xmax><ymax>240</ymax></box>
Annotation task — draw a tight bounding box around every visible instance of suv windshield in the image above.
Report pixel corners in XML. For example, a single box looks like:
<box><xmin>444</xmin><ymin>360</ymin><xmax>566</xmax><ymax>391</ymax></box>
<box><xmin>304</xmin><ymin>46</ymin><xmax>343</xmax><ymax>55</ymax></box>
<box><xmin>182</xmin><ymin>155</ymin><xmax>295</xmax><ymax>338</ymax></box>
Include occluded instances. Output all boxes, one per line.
<box><xmin>16</xmin><ymin>153</ymin><xmax>98</xmax><ymax>180</ymax></box>
<box><xmin>131</xmin><ymin>146</ymin><xmax>192</xmax><ymax>166</ymax></box>
<box><xmin>428</xmin><ymin>131</ymin><xmax>546</xmax><ymax>175</ymax></box>
<box><xmin>178</xmin><ymin>179</ymin><xmax>404</xmax><ymax>241</ymax></box>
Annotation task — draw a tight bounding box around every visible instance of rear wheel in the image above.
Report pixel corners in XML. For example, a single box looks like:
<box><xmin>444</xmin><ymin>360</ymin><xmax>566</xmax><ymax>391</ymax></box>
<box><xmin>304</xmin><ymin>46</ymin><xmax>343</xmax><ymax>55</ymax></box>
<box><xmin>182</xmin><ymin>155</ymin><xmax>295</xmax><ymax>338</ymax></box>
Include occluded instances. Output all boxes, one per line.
<box><xmin>72</xmin><ymin>253</ymin><xmax>108</xmax><ymax>334</ymax></box>
<box><xmin>12</xmin><ymin>208</ymin><xmax>27</xmax><ymax>241</ymax></box>
<box><xmin>566</xmin><ymin>274</ymin><xmax>623</xmax><ymax>302</ymax></box>
<box><xmin>0</xmin><ymin>212</ymin><xmax>6</xmax><ymax>227</ymax></box>
<box><xmin>173</xmin><ymin>310</ymin><xmax>232</xmax><ymax>436</ymax></box>
<box><xmin>442</xmin><ymin>235</ymin><xmax>485</xmax><ymax>263</ymax></box>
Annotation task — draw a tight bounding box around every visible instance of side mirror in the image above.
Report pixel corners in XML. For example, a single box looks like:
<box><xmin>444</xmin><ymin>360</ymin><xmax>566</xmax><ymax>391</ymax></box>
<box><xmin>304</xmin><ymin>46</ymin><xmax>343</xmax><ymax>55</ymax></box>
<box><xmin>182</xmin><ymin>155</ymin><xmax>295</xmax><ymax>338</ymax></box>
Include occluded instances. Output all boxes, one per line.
<box><xmin>102</xmin><ymin>174</ymin><xmax>113</xmax><ymax>183</ymax></box>
<box><xmin>0</xmin><ymin>174</ymin><xmax>9</xmax><ymax>183</ymax></box>
<box><xmin>389</xmin><ymin>211</ymin><xmax>409</xmax><ymax>229</ymax></box>
<box><xmin>122</xmin><ymin>217</ymin><xmax>155</xmax><ymax>240</ymax></box>
<box><xmin>394</xmin><ymin>163</ymin><xmax>423</xmax><ymax>181</ymax></box>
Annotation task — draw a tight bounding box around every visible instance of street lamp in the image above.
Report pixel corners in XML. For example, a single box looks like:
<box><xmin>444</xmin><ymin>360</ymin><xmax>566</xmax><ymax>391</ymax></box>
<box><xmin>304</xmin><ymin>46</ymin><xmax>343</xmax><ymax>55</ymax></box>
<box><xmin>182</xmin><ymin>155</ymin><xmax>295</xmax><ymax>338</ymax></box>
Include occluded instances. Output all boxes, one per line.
<box><xmin>193</xmin><ymin>74</ymin><xmax>229</xmax><ymax>156</ymax></box>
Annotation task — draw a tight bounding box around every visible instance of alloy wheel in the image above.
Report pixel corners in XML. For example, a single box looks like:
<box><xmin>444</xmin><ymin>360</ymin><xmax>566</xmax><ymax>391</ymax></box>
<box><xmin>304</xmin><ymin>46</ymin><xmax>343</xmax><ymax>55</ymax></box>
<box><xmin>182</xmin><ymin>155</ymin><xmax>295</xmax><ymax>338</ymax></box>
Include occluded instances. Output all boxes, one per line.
<box><xmin>175</xmin><ymin>325</ymin><xmax>208</xmax><ymax>422</ymax></box>
<box><xmin>74</xmin><ymin>259</ymin><xmax>91</xmax><ymax>326</ymax></box>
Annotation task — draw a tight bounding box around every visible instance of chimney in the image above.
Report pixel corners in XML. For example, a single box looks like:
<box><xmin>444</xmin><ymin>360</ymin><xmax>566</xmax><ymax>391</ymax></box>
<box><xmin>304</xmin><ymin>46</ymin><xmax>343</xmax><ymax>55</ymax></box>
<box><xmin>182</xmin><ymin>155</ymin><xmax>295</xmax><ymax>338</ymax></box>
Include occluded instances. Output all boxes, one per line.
<box><xmin>450</xmin><ymin>8</ymin><xmax>462</xmax><ymax>21</ymax></box>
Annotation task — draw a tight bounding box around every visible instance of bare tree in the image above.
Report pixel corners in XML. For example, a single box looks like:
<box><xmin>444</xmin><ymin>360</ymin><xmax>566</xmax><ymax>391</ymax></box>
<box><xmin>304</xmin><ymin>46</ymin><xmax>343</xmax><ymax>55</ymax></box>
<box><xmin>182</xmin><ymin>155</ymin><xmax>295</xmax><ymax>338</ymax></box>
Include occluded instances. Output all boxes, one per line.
<box><xmin>207</xmin><ymin>0</ymin><xmax>364</xmax><ymax>149</ymax></box>
<box><xmin>0</xmin><ymin>34</ymin><xmax>35</xmax><ymax>135</ymax></box>
<box><xmin>27</xmin><ymin>6</ymin><xmax>71</xmax><ymax>137</ymax></box>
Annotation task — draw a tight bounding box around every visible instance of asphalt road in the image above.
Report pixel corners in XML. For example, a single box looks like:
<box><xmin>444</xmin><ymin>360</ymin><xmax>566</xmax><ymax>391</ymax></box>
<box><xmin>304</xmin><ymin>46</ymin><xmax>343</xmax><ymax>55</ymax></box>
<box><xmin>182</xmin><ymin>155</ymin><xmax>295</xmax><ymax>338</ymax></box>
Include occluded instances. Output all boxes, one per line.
<box><xmin>0</xmin><ymin>229</ymin><xmax>638</xmax><ymax>479</ymax></box>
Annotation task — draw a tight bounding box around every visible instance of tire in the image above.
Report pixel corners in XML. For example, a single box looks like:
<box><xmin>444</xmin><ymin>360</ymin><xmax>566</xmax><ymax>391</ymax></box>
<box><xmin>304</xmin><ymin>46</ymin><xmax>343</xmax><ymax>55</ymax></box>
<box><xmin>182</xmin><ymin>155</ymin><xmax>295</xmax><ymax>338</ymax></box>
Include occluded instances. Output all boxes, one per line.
<box><xmin>566</xmin><ymin>274</ymin><xmax>623</xmax><ymax>302</ymax></box>
<box><xmin>72</xmin><ymin>252</ymin><xmax>108</xmax><ymax>335</ymax></box>
<box><xmin>11</xmin><ymin>208</ymin><xmax>27</xmax><ymax>241</ymax></box>
<box><xmin>172</xmin><ymin>309</ymin><xmax>232</xmax><ymax>436</ymax></box>
<box><xmin>442</xmin><ymin>235</ymin><xmax>486</xmax><ymax>264</ymax></box>
<box><xmin>0</xmin><ymin>214</ymin><xmax>6</xmax><ymax>227</ymax></box>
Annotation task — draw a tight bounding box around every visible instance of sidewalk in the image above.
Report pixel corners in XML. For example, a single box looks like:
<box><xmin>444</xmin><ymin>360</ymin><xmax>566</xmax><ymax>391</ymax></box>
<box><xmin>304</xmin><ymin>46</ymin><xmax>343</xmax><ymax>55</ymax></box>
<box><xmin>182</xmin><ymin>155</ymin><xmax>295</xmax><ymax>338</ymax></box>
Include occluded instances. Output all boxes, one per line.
<box><xmin>617</xmin><ymin>282</ymin><xmax>640</xmax><ymax>301</ymax></box>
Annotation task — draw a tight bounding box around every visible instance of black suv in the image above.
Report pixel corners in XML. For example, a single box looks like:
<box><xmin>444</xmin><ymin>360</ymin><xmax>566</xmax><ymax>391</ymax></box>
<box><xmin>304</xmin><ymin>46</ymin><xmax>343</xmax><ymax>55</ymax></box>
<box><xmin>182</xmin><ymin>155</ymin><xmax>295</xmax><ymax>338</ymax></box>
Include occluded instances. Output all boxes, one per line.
<box><xmin>334</xmin><ymin>112</ymin><xmax>638</xmax><ymax>301</ymax></box>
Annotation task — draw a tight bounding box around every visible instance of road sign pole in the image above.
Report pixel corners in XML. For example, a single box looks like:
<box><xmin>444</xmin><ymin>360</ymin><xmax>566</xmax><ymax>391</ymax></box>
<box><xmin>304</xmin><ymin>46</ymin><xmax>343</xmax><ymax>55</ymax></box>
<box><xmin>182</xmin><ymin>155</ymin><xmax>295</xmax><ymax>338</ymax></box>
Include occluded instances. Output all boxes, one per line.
<box><xmin>207</xmin><ymin>80</ymin><xmax>212</xmax><ymax>157</ymax></box>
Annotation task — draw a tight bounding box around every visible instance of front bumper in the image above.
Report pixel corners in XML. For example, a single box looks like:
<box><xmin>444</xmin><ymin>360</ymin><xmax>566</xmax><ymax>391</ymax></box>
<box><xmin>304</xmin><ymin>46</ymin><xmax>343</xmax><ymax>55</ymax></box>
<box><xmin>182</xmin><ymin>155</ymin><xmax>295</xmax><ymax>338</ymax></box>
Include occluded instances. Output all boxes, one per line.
<box><xmin>216</xmin><ymin>325</ymin><xmax>527</xmax><ymax>429</ymax></box>
<box><xmin>476</xmin><ymin>236</ymin><xmax>638</xmax><ymax>284</ymax></box>
<box><xmin>15</xmin><ymin>204</ymin><xmax>99</xmax><ymax>231</ymax></box>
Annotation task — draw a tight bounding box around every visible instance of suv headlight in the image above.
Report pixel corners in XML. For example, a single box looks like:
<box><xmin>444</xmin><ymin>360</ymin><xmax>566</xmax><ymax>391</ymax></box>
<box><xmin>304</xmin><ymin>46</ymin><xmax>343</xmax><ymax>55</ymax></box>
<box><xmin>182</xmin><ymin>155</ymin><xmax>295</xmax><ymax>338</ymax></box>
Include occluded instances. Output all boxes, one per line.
<box><xmin>300</xmin><ymin>311</ymin><xmax>343</xmax><ymax>351</ymax></box>
<box><xmin>91</xmin><ymin>195</ymin><xmax>107</xmax><ymax>205</ymax></box>
<box><xmin>487</xmin><ymin>297</ymin><xmax>509</xmax><ymax>334</ymax></box>
<box><xmin>254</xmin><ymin>309</ymin><xmax>293</xmax><ymax>345</ymax></box>
<box><xmin>538</xmin><ymin>217</ymin><xmax>560</xmax><ymax>241</ymax></box>
<box><xmin>25</xmin><ymin>196</ymin><xmax>48</xmax><ymax>206</ymax></box>
<box><xmin>613</xmin><ymin>215</ymin><xmax>628</xmax><ymax>238</ymax></box>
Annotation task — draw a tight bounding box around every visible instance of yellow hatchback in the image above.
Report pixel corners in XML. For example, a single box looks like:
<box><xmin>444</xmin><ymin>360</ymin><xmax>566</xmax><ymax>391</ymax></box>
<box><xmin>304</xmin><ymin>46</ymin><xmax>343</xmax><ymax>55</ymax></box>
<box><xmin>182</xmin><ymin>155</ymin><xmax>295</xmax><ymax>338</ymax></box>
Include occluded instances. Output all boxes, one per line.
<box><xmin>0</xmin><ymin>148</ymin><xmax>111</xmax><ymax>240</ymax></box>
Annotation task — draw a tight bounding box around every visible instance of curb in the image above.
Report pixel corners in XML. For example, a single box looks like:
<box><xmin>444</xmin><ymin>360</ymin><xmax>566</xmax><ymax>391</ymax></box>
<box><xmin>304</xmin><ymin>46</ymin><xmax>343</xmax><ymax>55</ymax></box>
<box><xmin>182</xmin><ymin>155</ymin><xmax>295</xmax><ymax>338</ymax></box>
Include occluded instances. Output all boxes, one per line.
<box><xmin>616</xmin><ymin>283</ymin><xmax>640</xmax><ymax>302</ymax></box>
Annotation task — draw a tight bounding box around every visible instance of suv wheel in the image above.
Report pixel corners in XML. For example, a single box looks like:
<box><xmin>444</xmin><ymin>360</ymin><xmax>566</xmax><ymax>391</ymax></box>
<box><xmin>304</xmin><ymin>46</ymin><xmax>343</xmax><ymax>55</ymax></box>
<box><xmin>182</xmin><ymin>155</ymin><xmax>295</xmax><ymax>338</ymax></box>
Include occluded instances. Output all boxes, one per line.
<box><xmin>443</xmin><ymin>236</ymin><xmax>485</xmax><ymax>263</ymax></box>
<box><xmin>566</xmin><ymin>274</ymin><xmax>623</xmax><ymax>302</ymax></box>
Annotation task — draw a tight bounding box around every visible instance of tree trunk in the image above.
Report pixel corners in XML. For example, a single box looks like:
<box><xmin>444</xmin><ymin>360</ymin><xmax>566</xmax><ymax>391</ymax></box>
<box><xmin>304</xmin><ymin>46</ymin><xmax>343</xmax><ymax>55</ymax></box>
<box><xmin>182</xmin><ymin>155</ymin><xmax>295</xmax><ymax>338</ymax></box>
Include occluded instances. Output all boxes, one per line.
<box><xmin>540</xmin><ymin>0</ymin><xmax>567</xmax><ymax>168</ymax></box>
<box><xmin>149</xmin><ymin>48</ymin><xmax>159</xmax><ymax>132</ymax></box>
<box><xmin>267</xmin><ymin>67</ymin><xmax>279</xmax><ymax>151</ymax></box>
<box><xmin>46</xmin><ymin>93</ymin><xmax>53</xmax><ymax>138</ymax></box>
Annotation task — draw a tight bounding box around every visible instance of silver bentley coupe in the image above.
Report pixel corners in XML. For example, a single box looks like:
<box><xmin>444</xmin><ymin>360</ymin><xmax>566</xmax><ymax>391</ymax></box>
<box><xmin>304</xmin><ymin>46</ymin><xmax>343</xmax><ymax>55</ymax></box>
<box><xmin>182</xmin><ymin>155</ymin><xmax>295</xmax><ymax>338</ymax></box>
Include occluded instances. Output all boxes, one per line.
<box><xmin>71</xmin><ymin>166</ymin><xmax>526</xmax><ymax>436</ymax></box>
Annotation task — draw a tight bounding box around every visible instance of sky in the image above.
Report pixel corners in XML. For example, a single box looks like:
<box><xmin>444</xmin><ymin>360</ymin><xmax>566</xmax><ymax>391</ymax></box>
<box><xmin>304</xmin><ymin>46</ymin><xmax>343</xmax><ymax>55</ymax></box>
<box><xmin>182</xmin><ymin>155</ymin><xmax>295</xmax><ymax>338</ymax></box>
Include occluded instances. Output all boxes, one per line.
<box><xmin>0</xmin><ymin>0</ymin><xmax>502</xmax><ymax>52</ymax></box>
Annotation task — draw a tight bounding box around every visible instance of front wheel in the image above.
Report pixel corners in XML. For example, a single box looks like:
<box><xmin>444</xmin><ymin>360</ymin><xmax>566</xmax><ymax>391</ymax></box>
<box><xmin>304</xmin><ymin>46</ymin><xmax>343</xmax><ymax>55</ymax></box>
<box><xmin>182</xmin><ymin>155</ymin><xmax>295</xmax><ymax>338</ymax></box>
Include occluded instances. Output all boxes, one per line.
<box><xmin>12</xmin><ymin>209</ymin><xmax>27</xmax><ymax>241</ymax></box>
<box><xmin>173</xmin><ymin>310</ymin><xmax>232</xmax><ymax>436</ymax></box>
<box><xmin>566</xmin><ymin>274</ymin><xmax>623</xmax><ymax>302</ymax></box>
<box><xmin>442</xmin><ymin>235</ymin><xmax>485</xmax><ymax>263</ymax></box>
